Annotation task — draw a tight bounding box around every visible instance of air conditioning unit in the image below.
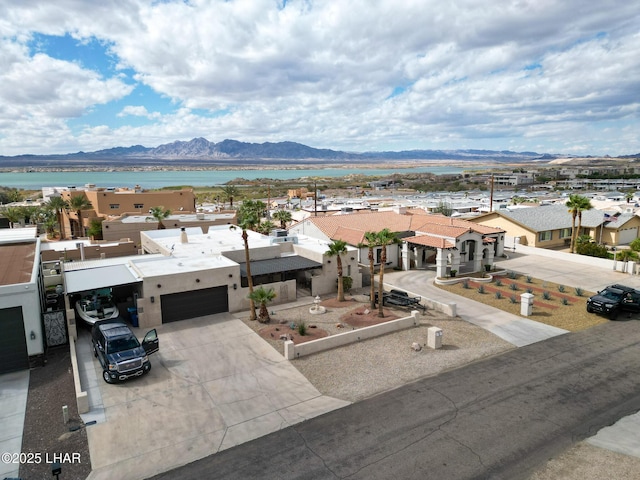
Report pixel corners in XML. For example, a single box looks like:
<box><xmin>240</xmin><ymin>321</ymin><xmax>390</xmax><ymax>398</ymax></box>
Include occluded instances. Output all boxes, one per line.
<box><xmin>270</xmin><ymin>229</ymin><xmax>288</xmax><ymax>237</ymax></box>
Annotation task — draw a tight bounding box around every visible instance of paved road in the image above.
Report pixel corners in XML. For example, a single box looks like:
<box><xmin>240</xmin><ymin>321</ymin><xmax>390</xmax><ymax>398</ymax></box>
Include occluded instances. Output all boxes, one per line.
<box><xmin>150</xmin><ymin>320</ymin><xmax>640</xmax><ymax>480</ymax></box>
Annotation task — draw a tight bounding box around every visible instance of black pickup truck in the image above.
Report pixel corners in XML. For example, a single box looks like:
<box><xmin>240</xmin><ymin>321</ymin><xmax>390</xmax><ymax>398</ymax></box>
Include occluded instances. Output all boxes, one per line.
<box><xmin>586</xmin><ymin>284</ymin><xmax>640</xmax><ymax>320</ymax></box>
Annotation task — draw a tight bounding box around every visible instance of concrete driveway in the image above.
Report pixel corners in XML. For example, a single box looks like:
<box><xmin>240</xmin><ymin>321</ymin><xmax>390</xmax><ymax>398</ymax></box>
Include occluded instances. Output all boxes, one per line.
<box><xmin>80</xmin><ymin>314</ymin><xmax>349</xmax><ymax>480</ymax></box>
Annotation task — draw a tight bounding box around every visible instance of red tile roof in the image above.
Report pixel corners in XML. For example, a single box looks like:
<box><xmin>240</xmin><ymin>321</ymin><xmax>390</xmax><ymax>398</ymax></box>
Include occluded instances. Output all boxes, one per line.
<box><xmin>304</xmin><ymin>211</ymin><xmax>503</xmax><ymax>247</ymax></box>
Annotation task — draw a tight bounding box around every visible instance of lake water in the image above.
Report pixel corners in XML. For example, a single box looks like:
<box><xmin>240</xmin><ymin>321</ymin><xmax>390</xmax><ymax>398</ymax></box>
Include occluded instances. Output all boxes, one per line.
<box><xmin>0</xmin><ymin>164</ymin><xmax>479</xmax><ymax>190</ymax></box>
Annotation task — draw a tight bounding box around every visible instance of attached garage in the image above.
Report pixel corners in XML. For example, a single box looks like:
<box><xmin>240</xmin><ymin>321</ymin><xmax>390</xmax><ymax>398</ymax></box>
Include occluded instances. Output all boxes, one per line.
<box><xmin>0</xmin><ymin>306</ymin><xmax>29</xmax><ymax>374</ymax></box>
<box><xmin>161</xmin><ymin>286</ymin><xmax>229</xmax><ymax>323</ymax></box>
<box><xmin>618</xmin><ymin>226</ymin><xmax>638</xmax><ymax>245</ymax></box>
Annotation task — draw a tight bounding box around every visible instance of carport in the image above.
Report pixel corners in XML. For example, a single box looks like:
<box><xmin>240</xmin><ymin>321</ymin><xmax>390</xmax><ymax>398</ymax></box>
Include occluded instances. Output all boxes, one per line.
<box><xmin>64</xmin><ymin>264</ymin><xmax>142</xmax><ymax>323</ymax></box>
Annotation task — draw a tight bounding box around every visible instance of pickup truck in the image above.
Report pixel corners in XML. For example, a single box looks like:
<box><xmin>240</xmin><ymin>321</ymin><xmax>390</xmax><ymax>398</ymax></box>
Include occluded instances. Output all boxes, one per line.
<box><xmin>586</xmin><ymin>284</ymin><xmax>640</xmax><ymax>320</ymax></box>
<box><xmin>91</xmin><ymin>319</ymin><xmax>159</xmax><ymax>384</ymax></box>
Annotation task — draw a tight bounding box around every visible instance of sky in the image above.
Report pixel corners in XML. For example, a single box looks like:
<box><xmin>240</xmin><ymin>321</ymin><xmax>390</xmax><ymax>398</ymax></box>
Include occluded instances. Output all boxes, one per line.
<box><xmin>0</xmin><ymin>0</ymin><xmax>639</xmax><ymax>157</ymax></box>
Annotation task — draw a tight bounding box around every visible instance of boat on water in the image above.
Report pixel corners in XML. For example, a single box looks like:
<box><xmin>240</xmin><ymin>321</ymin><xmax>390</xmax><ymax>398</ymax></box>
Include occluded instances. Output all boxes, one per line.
<box><xmin>75</xmin><ymin>293</ymin><xmax>120</xmax><ymax>325</ymax></box>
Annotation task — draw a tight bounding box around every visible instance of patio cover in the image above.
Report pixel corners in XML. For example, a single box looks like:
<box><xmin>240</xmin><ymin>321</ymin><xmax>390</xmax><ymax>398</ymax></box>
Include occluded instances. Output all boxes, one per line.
<box><xmin>239</xmin><ymin>255</ymin><xmax>322</xmax><ymax>277</ymax></box>
<box><xmin>64</xmin><ymin>265</ymin><xmax>140</xmax><ymax>294</ymax></box>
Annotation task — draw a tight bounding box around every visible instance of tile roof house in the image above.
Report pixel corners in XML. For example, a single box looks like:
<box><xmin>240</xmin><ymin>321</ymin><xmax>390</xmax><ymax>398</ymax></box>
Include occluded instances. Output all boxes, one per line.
<box><xmin>289</xmin><ymin>210</ymin><xmax>505</xmax><ymax>278</ymax></box>
<box><xmin>468</xmin><ymin>204</ymin><xmax>638</xmax><ymax>248</ymax></box>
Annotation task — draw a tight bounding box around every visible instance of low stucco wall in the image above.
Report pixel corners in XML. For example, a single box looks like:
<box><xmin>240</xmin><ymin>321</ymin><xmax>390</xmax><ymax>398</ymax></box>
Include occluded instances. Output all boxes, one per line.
<box><xmin>284</xmin><ymin>310</ymin><xmax>421</xmax><ymax>359</ymax></box>
<box><xmin>69</xmin><ymin>336</ymin><xmax>89</xmax><ymax>414</ymax></box>
<box><xmin>505</xmin><ymin>244</ymin><xmax>638</xmax><ymax>274</ymax></box>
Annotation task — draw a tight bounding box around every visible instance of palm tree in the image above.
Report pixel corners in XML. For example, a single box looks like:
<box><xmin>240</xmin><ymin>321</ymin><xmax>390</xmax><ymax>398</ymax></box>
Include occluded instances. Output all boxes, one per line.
<box><xmin>68</xmin><ymin>194</ymin><xmax>93</xmax><ymax>237</ymax></box>
<box><xmin>2</xmin><ymin>206</ymin><xmax>23</xmax><ymax>228</ymax></box>
<box><xmin>566</xmin><ymin>194</ymin><xmax>592</xmax><ymax>254</ymax></box>
<box><xmin>326</xmin><ymin>239</ymin><xmax>348</xmax><ymax>302</ymax></box>
<box><xmin>359</xmin><ymin>231</ymin><xmax>379</xmax><ymax>310</ymax></box>
<box><xmin>221</xmin><ymin>185</ymin><xmax>240</xmax><ymax>208</ymax></box>
<box><xmin>625</xmin><ymin>191</ymin><xmax>634</xmax><ymax>204</ymax></box>
<box><xmin>46</xmin><ymin>196</ymin><xmax>68</xmax><ymax>239</ymax></box>
<box><xmin>248</xmin><ymin>286</ymin><xmax>277</xmax><ymax>323</ymax></box>
<box><xmin>272</xmin><ymin>209</ymin><xmax>292</xmax><ymax>229</ymax></box>
<box><xmin>147</xmin><ymin>206</ymin><xmax>171</xmax><ymax>229</ymax></box>
<box><xmin>375</xmin><ymin>228</ymin><xmax>399</xmax><ymax>318</ymax></box>
<box><xmin>256</xmin><ymin>220</ymin><xmax>276</xmax><ymax>235</ymax></box>
<box><xmin>235</xmin><ymin>203</ymin><xmax>262</xmax><ymax>321</ymax></box>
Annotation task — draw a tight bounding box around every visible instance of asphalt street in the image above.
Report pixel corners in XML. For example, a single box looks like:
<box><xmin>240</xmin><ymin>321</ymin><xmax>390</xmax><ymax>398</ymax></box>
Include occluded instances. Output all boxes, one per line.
<box><xmin>150</xmin><ymin>320</ymin><xmax>640</xmax><ymax>480</ymax></box>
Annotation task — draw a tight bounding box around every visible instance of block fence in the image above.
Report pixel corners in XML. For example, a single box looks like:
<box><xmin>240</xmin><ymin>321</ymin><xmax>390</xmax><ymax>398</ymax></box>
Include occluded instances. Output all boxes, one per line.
<box><xmin>284</xmin><ymin>310</ymin><xmax>421</xmax><ymax>360</ymax></box>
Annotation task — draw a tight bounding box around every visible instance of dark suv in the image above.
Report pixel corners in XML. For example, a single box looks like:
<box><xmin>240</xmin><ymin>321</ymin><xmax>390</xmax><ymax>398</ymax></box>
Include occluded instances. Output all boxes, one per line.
<box><xmin>586</xmin><ymin>284</ymin><xmax>640</xmax><ymax>320</ymax></box>
<box><xmin>91</xmin><ymin>319</ymin><xmax>159</xmax><ymax>384</ymax></box>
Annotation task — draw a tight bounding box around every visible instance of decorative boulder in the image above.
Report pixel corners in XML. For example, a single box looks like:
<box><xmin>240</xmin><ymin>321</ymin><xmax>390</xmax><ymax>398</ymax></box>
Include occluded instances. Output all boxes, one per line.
<box><xmin>411</xmin><ymin>342</ymin><xmax>422</xmax><ymax>351</ymax></box>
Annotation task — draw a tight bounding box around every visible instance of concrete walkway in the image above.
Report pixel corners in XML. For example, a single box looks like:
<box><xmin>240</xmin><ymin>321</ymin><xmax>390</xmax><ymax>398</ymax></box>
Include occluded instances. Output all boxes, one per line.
<box><xmin>0</xmin><ymin>370</ymin><xmax>29</xmax><ymax>480</ymax></box>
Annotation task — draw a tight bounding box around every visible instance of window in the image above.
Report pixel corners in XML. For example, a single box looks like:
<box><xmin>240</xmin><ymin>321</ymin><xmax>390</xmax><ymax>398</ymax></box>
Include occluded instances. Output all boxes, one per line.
<box><xmin>538</xmin><ymin>231</ymin><xmax>552</xmax><ymax>242</ymax></box>
<box><xmin>109</xmin><ymin>204</ymin><xmax>120</xmax><ymax>209</ymax></box>
<box><xmin>376</xmin><ymin>248</ymin><xmax>382</xmax><ymax>264</ymax></box>
<box><xmin>560</xmin><ymin>228</ymin><xmax>571</xmax><ymax>239</ymax></box>
<box><xmin>134</xmin><ymin>203</ymin><xmax>144</xmax><ymax>209</ymax></box>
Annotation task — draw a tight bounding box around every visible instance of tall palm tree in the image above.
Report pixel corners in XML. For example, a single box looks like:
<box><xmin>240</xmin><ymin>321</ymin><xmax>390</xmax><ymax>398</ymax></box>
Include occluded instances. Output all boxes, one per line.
<box><xmin>566</xmin><ymin>194</ymin><xmax>593</xmax><ymax>254</ymax></box>
<box><xmin>272</xmin><ymin>209</ymin><xmax>292</xmax><ymax>229</ymax></box>
<box><xmin>235</xmin><ymin>202</ymin><xmax>262</xmax><ymax>321</ymax></box>
<box><xmin>359</xmin><ymin>231</ymin><xmax>379</xmax><ymax>310</ymax></box>
<box><xmin>375</xmin><ymin>228</ymin><xmax>399</xmax><ymax>318</ymax></box>
<box><xmin>221</xmin><ymin>185</ymin><xmax>240</xmax><ymax>208</ymax></box>
<box><xmin>248</xmin><ymin>286</ymin><xmax>277</xmax><ymax>323</ymax></box>
<box><xmin>46</xmin><ymin>196</ymin><xmax>69</xmax><ymax>239</ymax></box>
<box><xmin>147</xmin><ymin>206</ymin><xmax>172</xmax><ymax>229</ymax></box>
<box><xmin>68</xmin><ymin>194</ymin><xmax>93</xmax><ymax>237</ymax></box>
<box><xmin>326</xmin><ymin>239</ymin><xmax>348</xmax><ymax>302</ymax></box>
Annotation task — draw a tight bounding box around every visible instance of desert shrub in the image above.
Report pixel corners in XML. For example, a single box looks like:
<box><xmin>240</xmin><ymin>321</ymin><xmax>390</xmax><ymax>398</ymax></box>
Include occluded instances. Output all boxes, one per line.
<box><xmin>575</xmin><ymin>287</ymin><xmax>584</xmax><ymax>297</ymax></box>
<box><xmin>576</xmin><ymin>241</ymin><xmax>608</xmax><ymax>258</ymax></box>
<box><xmin>495</xmin><ymin>291</ymin><xmax>502</xmax><ymax>299</ymax></box>
<box><xmin>297</xmin><ymin>321</ymin><xmax>307</xmax><ymax>336</ymax></box>
<box><xmin>526</xmin><ymin>276</ymin><xmax>532</xmax><ymax>283</ymax></box>
<box><xmin>477</xmin><ymin>285</ymin><xmax>485</xmax><ymax>294</ymax></box>
<box><xmin>562</xmin><ymin>298</ymin><xmax>570</xmax><ymax>305</ymax></box>
<box><xmin>509</xmin><ymin>283</ymin><xmax>518</xmax><ymax>291</ymax></box>
<box><xmin>508</xmin><ymin>271</ymin><xmax>517</xmax><ymax>279</ymax></box>
<box><xmin>526</xmin><ymin>288</ymin><xmax>533</xmax><ymax>294</ymax></box>
<box><xmin>462</xmin><ymin>280</ymin><xmax>470</xmax><ymax>289</ymax></box>
<box><xmin>509</xmin><ymin>295</ymin><xmax>517</xmax><ymax>304</ymax></box>
<box><xmin>495</xmin><ymin>279</ymin><xmax>502</xmax><ymax>287</ymax></box>
<box><xmin>558</xmin><ymin>285</ymin><xmax>566</xmax><ymax>293</ymax></box>
<box><xmin>543</xmin><ymin>291</ymin><xmax>551</xmax><ymax>300</ymax></box>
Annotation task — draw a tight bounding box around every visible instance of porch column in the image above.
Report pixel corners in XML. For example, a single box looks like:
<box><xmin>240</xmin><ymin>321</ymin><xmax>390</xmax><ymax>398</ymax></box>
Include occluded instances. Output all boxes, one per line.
<box><xmin>415</xmin><ymin>247</ymin><xmax>423</xmax><ymax>269</ymax></box>
<box><xmin>450</xmin><ymin>249</ymin><xmax>461</xmax><ymax>273</ymax></box>
<box><xmin>401</xmin><ymin>242</ymin><xmax>410</xmax><ymax>271</ymax></box>
<box><xmin>473</xmin><ymin>241</ymin><xmax>483</xmax><ymax>273</ymax></box>
<box><xmin>435</xmin><ymin>248</ymin><xmax>448</xmax><ymax>278</ymax></box>
<box><xmin>485</xmin><ymin>247</ymin><xmax>495</xmax><ymax>269</ymax></box>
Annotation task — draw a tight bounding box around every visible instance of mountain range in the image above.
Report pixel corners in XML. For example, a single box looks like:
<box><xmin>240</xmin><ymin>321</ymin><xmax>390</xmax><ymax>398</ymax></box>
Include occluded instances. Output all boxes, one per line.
<box><xmin>1</xmin><ymin>137</ymin><xmax>554</xmax><ymax>168</ymax></box>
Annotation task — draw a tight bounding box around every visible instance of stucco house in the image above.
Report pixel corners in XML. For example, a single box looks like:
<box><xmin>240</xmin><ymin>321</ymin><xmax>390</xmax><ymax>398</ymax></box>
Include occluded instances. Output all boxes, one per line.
<box><xmin>0</xmin><ymin>228</ymin><xmax>46</xmax><ymax>373</ymax></box>
<box><xmin>288</xmin><ymin>210</ymin><xmax>505</xmax><ymax>278</ymax></box>
<box><xmin>61</xmin><ymin>225</ymin><xmax>361</xmax><ymax>329</ymax></box>
<box><xmin>467</xmin><ymin>204</ymin><xmax>636</xmax><ymax>249</ymax></box>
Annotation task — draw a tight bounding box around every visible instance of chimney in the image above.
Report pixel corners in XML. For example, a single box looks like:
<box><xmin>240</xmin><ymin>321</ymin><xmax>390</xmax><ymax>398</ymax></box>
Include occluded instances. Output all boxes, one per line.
<box><xmin>180</xmin><ymin>227</ymin><xmax>188</xmax><ymax>244</ymax></box>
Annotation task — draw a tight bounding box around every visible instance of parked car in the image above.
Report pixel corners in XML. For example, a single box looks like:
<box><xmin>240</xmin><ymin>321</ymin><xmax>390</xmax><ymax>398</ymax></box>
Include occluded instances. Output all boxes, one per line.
<box><xmin>91</xmin><ymin>319</ymin><xmax>159</xmax><ymax>384</ymax></box>
<box><xmin>586</xmin><ymin>284</ymin><xmax>640</xmax><ymax>320</ymax></box>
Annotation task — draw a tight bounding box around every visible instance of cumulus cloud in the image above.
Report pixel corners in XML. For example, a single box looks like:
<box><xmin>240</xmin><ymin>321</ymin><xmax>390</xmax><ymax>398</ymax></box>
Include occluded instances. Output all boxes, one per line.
<box><xmin>0</xmin><ymin>0</ymin><xmax>639</xmax><ymax>155</ymax></box>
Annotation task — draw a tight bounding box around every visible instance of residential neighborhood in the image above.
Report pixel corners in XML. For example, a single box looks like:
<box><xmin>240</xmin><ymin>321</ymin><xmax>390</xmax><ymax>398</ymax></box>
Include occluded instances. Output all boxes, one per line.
<box><xmin>2</xmin><ymin>178</ymin><xmax>640</xmax><ymax>479</ymax></box>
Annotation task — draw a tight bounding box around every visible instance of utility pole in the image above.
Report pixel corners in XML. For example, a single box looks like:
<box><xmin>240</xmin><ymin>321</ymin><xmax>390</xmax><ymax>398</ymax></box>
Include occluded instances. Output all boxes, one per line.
<box><xmin>489</xmin><ymin>174</ymin><xmax>494</xmax><ymax>213</ymax></box>
<box><xmin>267</xmin><ymin>184</ymin><xmax>271</xmax><ymax>219</ymax></box>
<box><xmin>314</xmin><ymin>180</ymin><xmax>318</xmax><ymax>217</ymax></box>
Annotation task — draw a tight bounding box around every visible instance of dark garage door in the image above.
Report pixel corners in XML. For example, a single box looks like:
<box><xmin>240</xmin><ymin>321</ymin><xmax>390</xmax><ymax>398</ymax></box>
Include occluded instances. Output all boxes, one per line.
<box><xmin>0</xmin><ymin>306</ymin><xmax>29</xmax><ymax>374</ymax></box>
<box><xmin>161</xmin><ymin>286</ymin><xmax>229</xmax><ymax>323</ymax></box>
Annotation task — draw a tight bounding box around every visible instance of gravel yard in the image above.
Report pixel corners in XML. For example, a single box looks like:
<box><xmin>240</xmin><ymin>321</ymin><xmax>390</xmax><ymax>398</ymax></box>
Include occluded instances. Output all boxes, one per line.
<box><xmin>239</xmin><ymin>293</ymin><xmax>515</xmax><ymax>402</ymax></box>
